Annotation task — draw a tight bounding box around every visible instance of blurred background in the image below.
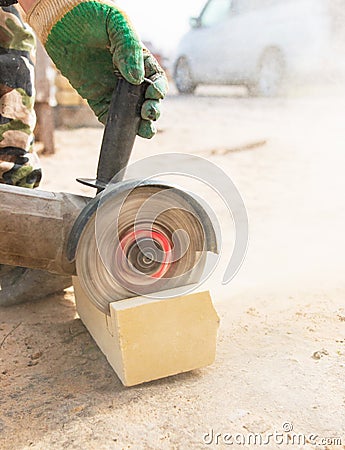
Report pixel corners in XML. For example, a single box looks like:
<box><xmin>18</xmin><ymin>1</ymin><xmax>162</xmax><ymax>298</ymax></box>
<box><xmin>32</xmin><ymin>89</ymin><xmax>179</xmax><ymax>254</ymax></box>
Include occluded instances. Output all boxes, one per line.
<box><xmin>37</xmin><ymin>0</ymin><xmax>345</xmax><ymax>137</ymax></box>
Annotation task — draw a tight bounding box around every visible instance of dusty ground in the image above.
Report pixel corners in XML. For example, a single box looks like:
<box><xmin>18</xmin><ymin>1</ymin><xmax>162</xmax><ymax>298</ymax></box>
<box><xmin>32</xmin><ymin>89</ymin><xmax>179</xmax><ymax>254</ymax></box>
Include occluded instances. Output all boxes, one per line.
<box><xmin>1</xmin><ymin>84</ymin><xmax>345</xmax><ymax>449</ymax></box>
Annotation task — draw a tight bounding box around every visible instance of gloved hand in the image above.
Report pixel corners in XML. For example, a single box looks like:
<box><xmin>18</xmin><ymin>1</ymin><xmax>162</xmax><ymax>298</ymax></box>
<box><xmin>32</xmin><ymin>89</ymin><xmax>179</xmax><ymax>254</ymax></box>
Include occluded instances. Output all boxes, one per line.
<box><xmin>27</xmin><ymin>0</ymin><xmax>168</xmax><ymax>139</ymax></box>
<box><xmin>0</xmin><ymin>147</ymin><xmax>42</xmax><ymax>188</ymax></box>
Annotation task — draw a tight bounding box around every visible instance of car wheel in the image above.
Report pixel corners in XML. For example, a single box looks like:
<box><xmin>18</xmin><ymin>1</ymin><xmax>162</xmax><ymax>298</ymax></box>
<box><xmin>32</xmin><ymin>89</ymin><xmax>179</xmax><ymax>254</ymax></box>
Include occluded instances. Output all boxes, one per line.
<box><xmin>174</xmin><ymin>57</ymin><xmax>197</xmax><ymax>94</ymax></box>
<box><xmin>250</xmin><ymin>49</ymin><xmax>285</xmax><ymax>97</ymax></box>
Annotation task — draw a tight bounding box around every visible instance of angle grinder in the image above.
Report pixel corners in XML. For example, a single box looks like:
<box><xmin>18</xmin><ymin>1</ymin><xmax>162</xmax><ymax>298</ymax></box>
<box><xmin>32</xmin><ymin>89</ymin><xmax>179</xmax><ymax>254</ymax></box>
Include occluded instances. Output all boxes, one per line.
<box><xmin>0</xmin><ymin>79</ymin><xmax>218</xmax><ymax>315</ymax></box>
<box><xmin>68</xmin><ymin>78</ymin><xmax>218</xmax><ymax>314</ymax></box>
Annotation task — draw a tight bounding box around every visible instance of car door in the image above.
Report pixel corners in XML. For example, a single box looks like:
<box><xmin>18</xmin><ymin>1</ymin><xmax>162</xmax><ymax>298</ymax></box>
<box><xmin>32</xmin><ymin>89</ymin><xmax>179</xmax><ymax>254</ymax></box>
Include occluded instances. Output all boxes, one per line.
<box><xmin>223</xmin><ymin>0</ymin><xmax>265</xmax><ymax>82</ymax></box>
<box><xmin>187</xmin><ymin>0</ymin><xmax>263</xmax><ymax>84</ymax></box>
<box><xmin>187</xmin><ymin>0</ymin><xmax>232</xmax><ymax>83</ymax></box>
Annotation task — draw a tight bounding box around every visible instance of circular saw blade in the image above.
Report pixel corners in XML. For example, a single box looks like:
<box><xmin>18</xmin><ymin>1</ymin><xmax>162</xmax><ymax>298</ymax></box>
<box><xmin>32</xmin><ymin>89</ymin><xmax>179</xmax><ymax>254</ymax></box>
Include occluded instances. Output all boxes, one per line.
<box><xmin>76</xmin><ymin>185</ymin><xmax>208</xmax><ymax>315</ymax></box>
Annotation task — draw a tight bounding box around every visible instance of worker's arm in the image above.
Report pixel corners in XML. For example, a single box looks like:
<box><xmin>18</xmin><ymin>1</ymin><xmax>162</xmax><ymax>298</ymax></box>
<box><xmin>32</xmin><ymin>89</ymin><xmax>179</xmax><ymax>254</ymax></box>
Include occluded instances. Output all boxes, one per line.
<box><xmin>19</xmin><ymin>0</ymin><xmax>168</xmax><ymax>139</ymax></box>
<box><xmin>0</xmin><ymin>3</ymin><xmax>41</xmax><ymax>188</ymax></box>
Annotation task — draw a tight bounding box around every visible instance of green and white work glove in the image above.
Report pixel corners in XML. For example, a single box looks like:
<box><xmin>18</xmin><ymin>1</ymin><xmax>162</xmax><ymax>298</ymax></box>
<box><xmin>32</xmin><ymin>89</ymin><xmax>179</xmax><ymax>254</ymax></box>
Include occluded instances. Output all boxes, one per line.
<box><xmin>27</xmin><ymin>0</ymin><xmax>168</xmax><ymax>139</ymax></box>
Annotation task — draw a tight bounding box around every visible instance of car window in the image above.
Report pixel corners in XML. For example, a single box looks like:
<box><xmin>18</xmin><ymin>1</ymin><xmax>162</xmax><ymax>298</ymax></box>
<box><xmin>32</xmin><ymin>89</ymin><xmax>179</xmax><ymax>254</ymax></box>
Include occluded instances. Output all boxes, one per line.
<box><xmin>232</xmin><ymin>0</ymin><xmax>283</xmax><ymax>15</ymax></box>
<box><xmin>231</xmin><ymin>0</ymin><xmax>252</xmax><ymax>14</ymax></box>
<box><xmin>200</xmin><ymin>0</ymin><xmax>231</xmax><ymax>27</ymax></box>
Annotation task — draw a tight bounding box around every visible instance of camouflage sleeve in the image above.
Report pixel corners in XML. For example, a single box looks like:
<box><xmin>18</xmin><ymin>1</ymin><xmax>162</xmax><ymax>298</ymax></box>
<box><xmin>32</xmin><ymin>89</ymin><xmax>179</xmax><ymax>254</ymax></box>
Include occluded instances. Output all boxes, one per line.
<box><xmin>0</xmin><ymin>5</ymin><xmax>41</xmax><ymax>188</ymax></box>
<box><xmin>0</xmin><ymin>1</ymin><xmax>18</xmax><ymax>6</ymax></box>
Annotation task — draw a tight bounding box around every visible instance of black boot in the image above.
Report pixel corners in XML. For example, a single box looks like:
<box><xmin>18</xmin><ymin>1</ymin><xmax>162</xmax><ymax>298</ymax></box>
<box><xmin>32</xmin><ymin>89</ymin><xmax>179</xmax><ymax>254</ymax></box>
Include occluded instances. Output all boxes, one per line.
<box><xmin>0</xmin><ymin>265</ymin><xmax>72</xmax><ymax>306</ymax></box>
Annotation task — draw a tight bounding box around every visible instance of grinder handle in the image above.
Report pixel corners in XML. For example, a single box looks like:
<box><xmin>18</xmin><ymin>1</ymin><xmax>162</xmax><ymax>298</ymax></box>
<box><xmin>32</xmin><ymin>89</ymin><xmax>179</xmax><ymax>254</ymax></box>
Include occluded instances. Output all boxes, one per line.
<box><xmin>96</xmin><ymin>79</ymin><xmax>146</xmax><ymax>189</ymax></box>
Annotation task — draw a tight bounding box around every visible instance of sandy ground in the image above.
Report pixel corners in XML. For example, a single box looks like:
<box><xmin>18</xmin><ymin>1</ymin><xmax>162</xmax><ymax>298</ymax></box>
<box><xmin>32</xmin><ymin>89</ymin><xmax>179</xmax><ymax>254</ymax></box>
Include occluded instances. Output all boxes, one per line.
<box><xmin>0</xmin><ymin>85</ymin><xmax>345</xmax><ymax>449</ymax></box>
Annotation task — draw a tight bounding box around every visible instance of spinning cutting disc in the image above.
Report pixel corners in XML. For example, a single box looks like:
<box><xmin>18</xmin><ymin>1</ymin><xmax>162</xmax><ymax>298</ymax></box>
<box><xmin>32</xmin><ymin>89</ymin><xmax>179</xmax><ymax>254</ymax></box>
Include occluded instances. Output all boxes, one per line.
<box><xmin>75</xmin><ymin>185</ymin><xmax>208</xmax><ymax>315</ymax></box>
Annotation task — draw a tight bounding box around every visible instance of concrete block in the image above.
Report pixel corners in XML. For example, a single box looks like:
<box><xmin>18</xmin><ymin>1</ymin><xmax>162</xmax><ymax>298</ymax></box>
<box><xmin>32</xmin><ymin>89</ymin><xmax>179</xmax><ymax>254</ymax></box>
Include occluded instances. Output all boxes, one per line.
<box><xmin>73</xmin><ymin>277</ymin><xmax>219</xmax><ymax>387</ymax></box>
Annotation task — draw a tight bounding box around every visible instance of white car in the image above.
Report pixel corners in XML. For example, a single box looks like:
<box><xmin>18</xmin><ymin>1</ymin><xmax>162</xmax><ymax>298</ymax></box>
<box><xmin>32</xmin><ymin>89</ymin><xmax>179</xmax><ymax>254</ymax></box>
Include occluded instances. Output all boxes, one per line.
<box><xmin>173</xmin><ymin>0</ymin><xmax>345</xmax><ymax>95</ymax></box>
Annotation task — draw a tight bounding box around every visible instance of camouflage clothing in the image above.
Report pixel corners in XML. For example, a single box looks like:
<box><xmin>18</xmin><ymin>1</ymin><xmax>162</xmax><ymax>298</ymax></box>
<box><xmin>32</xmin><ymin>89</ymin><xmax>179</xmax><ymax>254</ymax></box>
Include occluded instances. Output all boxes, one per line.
<box><xmin>0</xmin><ymin>2</ymin><xmax>18</xmax><ymax>6</ymax></box>
<box><xmin>0</xmin><ymin>5</ymin><xmax>41</xmax><ymax>188</ymax></box>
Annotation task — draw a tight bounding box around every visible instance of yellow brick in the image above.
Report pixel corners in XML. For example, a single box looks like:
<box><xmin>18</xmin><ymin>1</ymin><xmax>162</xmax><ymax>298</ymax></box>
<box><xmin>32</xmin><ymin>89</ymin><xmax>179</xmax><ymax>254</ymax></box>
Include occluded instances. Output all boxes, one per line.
<box><xmin>55</xmin><ymin>73</ymin><xmax>74</xmax><ymax>91</ymax></box>
<box><xmin>73</xmin><ymin>277</ymin><xmax>219</xmax><ymax>387</ymax></box>
<box><xmin>56</xmin><ymin>91</ymin><xmax>83</xmax><ymax>106</ymax></box>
